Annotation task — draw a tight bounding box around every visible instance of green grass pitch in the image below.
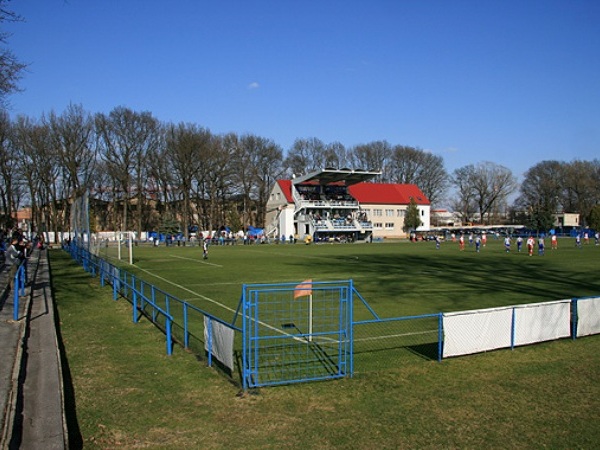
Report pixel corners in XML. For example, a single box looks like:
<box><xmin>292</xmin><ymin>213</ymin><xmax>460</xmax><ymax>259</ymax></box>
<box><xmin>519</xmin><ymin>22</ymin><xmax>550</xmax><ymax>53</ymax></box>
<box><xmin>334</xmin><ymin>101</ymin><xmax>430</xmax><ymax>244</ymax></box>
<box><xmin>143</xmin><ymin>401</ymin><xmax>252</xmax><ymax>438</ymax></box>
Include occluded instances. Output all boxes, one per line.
<box><xmin>100</xmin><ymin>236</ymin><xmax>600</xmax><ymax>323</ymax></box>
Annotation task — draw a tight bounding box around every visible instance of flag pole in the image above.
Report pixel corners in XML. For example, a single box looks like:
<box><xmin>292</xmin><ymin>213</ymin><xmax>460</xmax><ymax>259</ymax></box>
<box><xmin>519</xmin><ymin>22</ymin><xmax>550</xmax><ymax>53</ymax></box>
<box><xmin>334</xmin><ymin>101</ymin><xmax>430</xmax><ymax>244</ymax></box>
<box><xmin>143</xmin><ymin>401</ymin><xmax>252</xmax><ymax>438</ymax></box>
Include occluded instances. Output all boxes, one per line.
<box><xmin>308</xmin><ymin>293</ymin><xmax>313</xmax><ymax>342</ymax></box>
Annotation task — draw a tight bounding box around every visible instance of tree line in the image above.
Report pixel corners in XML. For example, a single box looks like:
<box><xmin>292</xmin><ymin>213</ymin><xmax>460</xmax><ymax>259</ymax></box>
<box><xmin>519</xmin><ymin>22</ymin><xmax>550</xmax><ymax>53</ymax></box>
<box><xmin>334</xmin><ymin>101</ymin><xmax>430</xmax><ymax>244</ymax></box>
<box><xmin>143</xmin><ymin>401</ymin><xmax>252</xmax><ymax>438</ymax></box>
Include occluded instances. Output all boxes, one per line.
<box><xmin>1</xmin><ymin>104</ymin><xmax>599</xmax><ymax>242</ymax></box>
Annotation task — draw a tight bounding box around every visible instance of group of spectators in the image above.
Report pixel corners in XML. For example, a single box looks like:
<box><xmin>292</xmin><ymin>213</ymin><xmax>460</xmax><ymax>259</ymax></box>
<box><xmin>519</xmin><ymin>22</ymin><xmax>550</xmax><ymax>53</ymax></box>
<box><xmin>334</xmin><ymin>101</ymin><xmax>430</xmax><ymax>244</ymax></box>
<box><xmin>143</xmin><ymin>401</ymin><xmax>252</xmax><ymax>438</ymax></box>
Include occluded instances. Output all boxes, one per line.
<box><xmin>2</xmin><ymin>229</ymin><xmax>37</xmax><ymax>289</ymax></box>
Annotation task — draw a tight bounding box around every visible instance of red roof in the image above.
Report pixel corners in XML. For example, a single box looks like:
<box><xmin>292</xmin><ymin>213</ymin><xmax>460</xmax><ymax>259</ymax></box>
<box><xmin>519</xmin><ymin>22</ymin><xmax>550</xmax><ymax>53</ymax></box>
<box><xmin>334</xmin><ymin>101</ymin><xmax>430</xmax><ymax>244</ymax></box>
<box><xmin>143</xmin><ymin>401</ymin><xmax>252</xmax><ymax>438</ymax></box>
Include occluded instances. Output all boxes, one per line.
<box><xmin>276</xmin><ymin>180</ymin><xmax>429</xmax><ymax>205</ymax></box>
<box><xmin>349</xmin><ymin>183</ymin><xmax>430</xmax><ymax>205</ymax></box>
<box><xmin>276</xmin><ymin>180</ymin><xmax>294</xmax><ymax>202</ymax></box>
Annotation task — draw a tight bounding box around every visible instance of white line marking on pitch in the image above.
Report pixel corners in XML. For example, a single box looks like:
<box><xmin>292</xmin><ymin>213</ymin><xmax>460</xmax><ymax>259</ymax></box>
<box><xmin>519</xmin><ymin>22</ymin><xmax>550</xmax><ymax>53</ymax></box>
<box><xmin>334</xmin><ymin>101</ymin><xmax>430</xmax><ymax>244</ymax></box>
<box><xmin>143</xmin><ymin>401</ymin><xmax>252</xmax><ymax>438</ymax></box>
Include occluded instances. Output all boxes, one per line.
<box><xmin>135</xmin><ymin>266</ymin><xmax>233</xmax><ymax>313</ymax></box>
<box><xmin>169</xmin><ymin>254</ymin><xmax>223</xmax><ymax>267</ymax></box>
<box><xmin>135</xmin><ymin>266</ymin><xmax>313</xmax><ymax>343</ymax></box>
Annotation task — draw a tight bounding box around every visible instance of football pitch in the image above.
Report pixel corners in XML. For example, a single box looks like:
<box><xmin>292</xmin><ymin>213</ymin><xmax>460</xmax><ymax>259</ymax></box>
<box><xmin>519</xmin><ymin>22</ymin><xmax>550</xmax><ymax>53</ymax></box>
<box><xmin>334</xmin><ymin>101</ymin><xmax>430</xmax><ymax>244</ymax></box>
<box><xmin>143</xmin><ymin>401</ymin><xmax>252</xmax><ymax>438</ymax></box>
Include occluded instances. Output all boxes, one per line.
<box><xmin>99</xmin><ymin>237</ymin><xmax>600</xmax><ymax>323</ymax></box>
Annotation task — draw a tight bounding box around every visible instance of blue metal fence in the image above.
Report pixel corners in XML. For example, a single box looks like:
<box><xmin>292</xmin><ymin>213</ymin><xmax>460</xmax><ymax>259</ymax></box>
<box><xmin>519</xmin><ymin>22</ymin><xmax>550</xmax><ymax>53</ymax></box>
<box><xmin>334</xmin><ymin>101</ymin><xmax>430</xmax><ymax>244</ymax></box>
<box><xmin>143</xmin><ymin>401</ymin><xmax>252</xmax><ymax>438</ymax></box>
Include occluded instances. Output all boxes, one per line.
<box><xmin>233</xmin><ymin>280</ymin><xmax>354</xmax><ymax>389</ymax></box>
<box><xmin>65</xmin><ymin>243</ymin><xmax>242</xmax><ymax>379</ymax></box>
<box><xmin>62</xmin><ymin>243</ymin><xmax>599</xmax><ymax>389</ymax></box>
<box><xmin>11</xmin><ymin>261</ymin><xmax>27</xmax><ymax>321</ymax></box>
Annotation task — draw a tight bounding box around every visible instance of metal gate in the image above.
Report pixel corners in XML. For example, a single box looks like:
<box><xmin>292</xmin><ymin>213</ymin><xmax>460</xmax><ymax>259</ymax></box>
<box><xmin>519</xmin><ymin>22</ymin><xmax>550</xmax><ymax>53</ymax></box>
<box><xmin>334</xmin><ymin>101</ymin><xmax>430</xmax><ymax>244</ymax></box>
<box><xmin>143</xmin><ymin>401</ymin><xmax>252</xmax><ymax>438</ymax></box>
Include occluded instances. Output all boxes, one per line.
<box><xmin>241</xmin><ymin>280</ymin><xmax>354</xmax><ymax>389</ymax></box>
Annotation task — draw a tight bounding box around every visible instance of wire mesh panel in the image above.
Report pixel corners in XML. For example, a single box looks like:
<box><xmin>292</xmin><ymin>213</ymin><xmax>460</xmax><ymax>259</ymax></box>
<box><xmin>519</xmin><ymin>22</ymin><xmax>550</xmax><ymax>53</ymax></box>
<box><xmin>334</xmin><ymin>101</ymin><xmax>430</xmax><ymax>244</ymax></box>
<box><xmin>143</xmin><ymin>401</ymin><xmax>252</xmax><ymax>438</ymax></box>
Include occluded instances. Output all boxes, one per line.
<box><xmin>241</xmin><ymin>280</ymin><xmax>353</xmax><ymax>389</ymax></box>
<box><xmin>353</xmin><ymin>314</ymin><xmax>442</xmax><ymax>371</ymax></box>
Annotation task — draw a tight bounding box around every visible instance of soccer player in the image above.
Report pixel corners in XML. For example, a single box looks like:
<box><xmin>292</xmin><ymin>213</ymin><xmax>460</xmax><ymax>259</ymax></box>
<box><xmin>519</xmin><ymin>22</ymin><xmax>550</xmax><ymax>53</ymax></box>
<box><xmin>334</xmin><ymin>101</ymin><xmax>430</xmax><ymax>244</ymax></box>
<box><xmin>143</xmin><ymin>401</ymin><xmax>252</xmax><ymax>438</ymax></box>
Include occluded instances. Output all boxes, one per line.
<box><xmin>203</xmin><ymin>239</ymin><xmax>209</xmax><ymax>259</ymax></box>
<box><xmin>551</xmin><ymin>234</ymin><xmax>558</xmax><ymax>250</ymax></box>
<box><xmin>516</xmin><ymin>236</ymin><xmax>523</xmax><ymax>252</ymax></box>
<box><xmin>504</xmin><ymin>236</ymin><xmax>511</xmax><ymax>252</ymax></box>
<box><xmin>475</xmin><ymin>235</ymin><xmax>481</xmax><ymax>252</ymax></box>
<box><xmin>459</xmin><ymin>234</ymin><xmax>465</xmax><ymax>251</ymax></box>
<box><xmin>538</xmin><ymin>236</ymin><xmax>545</xmax><ymax>256</ymax></box>
<box><xmin>527</xmin><ymin>236</ymin><xmax>535</xmax><ymax>256</ymax></box>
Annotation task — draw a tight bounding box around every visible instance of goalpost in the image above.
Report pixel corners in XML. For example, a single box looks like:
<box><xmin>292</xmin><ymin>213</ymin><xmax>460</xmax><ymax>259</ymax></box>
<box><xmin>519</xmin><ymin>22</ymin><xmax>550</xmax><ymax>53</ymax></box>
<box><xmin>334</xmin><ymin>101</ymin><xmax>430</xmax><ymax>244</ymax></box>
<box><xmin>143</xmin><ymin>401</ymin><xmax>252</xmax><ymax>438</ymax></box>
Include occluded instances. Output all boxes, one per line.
<box><xmin>117</xmin><ymin>231</ymin><xmax>135</xmax><ymax>265</ymax></box>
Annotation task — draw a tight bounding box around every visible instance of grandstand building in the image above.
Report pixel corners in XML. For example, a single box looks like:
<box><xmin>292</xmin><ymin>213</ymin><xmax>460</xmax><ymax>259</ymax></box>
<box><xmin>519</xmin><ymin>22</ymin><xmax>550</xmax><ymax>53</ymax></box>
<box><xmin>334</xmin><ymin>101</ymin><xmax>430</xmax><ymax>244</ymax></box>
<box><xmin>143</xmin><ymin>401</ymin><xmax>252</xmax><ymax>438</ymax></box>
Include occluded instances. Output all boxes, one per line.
<box><xmin>265</xmin><ymin>168</ymin><xmax>430</xmax><ymax>242</ymax></box>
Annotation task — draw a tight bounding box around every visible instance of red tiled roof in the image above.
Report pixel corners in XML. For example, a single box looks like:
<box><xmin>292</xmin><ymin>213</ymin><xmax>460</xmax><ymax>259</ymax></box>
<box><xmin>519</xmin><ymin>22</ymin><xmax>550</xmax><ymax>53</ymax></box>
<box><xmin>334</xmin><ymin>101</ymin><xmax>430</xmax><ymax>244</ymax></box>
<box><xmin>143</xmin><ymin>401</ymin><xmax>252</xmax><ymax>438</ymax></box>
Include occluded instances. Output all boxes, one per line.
<box><xmin>276</xmin><ymin>180</ymin><xmax>430</xmax><ymax>205</ymax></box>
<box><xmin>277</xmin><ymin>180</ymin><xmax>294</xmax><ymax>203</ymax></box>
<box><xmin>349</xmin><ymin>183</ymin><xmax>430</xmax><ymax>205</ymax></box>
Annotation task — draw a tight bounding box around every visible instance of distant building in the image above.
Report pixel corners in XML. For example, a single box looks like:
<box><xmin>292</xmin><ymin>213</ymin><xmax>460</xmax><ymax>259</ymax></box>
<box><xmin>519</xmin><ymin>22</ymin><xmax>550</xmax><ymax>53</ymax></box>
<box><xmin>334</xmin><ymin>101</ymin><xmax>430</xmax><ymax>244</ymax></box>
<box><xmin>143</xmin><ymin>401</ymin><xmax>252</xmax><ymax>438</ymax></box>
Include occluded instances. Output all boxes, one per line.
<box><xmin>431</xmin><ymin>209</ymin><xmax>462</xmax><ymax>227</ymax></box>
<box><xmin>265</xmin><ymin>168</ymin><xmax>430</xmax><ymax>241</ymax></box>
<box><xmin>553</xmin><ymin>213</ymin><xmax>580</xmax><ymax>228</ymax></box>
<box><xmin>14</xmin><ymin>207</ymin><xmax>32</xmax><ymax>232</ymax></box>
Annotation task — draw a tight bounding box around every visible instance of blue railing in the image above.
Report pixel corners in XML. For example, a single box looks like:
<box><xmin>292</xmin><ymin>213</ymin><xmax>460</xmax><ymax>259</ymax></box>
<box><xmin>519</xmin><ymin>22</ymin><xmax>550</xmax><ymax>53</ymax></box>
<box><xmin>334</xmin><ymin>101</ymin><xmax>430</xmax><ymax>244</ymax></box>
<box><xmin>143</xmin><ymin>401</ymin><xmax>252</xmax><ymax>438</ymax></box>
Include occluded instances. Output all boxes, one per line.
<box><xmin>65</xmin><ymin>243</ymin><xmax>241</xmax><ymax>372</ymax></box>
<box><xmin>11</xmin><ymin>261</ymin><xmax>27</xmax><ymax>321</ymax></box>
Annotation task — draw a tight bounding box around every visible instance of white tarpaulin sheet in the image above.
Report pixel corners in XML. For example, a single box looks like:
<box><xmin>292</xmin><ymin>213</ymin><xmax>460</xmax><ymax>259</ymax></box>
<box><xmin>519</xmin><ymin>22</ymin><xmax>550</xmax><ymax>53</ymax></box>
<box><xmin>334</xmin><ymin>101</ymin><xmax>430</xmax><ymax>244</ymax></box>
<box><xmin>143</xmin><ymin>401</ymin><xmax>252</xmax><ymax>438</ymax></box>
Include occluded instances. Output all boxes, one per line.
<box><xmin>513</xmin><ymin>300</ymin><xmax>571</xmax><ymax>346</ymax></box>
<box><xmin>204</xmin><ymin>316</ymin><xmax>235</xmax><ymax>371</ymax></box>
<box><xmin>576</xmin><ymin>297</ymin><xmax>600</xmax><ymax>337</ymax></box>
<box><xmin>443</xmin><ymin>307</ymin><xmax>513</xmax><ymax>357</ymax></box>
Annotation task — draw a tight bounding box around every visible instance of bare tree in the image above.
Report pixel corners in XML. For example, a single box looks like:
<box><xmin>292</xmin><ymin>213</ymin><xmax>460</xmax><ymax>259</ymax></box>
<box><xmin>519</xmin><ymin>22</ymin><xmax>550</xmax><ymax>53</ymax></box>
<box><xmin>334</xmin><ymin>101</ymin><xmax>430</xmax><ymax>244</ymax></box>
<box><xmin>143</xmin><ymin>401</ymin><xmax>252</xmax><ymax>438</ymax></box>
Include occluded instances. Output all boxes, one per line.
<box><xmin>0</xmin><ymin>1</ymin><xmax>27</xmax><ymax>107</ymax></box>
<box><xmin>248</xmin><ymin>137</ymin><xmax>284</xmax><ymax>227</ymax></box>
<box><xmin>561</xmin><ymin>159</ymin><xmax>600</xmax><ymax>226</ymax></box>
<box><xmin>450</xmin><ymin>164</ymin><xmax>478</xmax><ymax>224</ymax></box>
<box><xmin>164</xmin><ymin>122</ymin><xmax>211</xmax><ymax>237</ymax></box>
<box><xmin>95</xmin><ymin>107</ymin><xmax>160</xmax><ymax>235</ymax></box>
<box><xmin>453</xmin><ymin>162</ymin><xmax>516</xmax><ymax>224</ymax></box>
<box><xmin>284</xmin><ymin>137</ymin><xmax>326</xmax><ymax>176</ymax></box>
<box><xmin>46</xmin><ymin>104</ymin><xmax>96</xmax><ymax>199</ymax></box>
<box><xmin>0</xmin><ymin>110</ymin><xmax>20</xmax><ymax>228</ymax></box>
<box><xmin>515</xmin><ymin>160</ymin><xmax>563</xmax><ymax>231</ymax></box>
<box><xmin>388</xmin><ymin>145</ymin><xmax>449</xmax><ymax>206</ymax></box>
<box><xmin>348</xmin><ymin>141</ymin><xmax>392</xmax><ymax>181</ymax></box>
<box><xmin>323</xmin><ymin>141</ymin><xmax>349</xmax><ymax>169</ymax></box>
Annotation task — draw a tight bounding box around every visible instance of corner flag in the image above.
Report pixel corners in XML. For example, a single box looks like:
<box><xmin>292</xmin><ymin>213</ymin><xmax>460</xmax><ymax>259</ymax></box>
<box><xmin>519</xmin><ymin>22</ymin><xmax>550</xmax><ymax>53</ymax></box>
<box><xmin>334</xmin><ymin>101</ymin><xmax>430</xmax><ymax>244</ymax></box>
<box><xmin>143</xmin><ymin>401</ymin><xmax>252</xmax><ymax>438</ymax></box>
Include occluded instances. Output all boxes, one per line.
<box><xmin>294</xmin><ymin>279</ymin><xmax>312</xmax><ymax>299</ymax></box>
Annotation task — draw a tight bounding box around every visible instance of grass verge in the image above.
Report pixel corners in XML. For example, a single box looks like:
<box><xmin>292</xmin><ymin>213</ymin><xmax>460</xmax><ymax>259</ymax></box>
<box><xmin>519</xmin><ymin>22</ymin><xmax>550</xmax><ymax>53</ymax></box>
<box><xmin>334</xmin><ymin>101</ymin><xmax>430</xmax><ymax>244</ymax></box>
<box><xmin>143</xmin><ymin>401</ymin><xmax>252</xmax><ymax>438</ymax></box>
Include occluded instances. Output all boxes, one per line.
<box><xmin>51</xmin><ymin>249</ymin><xmax>600</xmax><ymax>449</ymax></box>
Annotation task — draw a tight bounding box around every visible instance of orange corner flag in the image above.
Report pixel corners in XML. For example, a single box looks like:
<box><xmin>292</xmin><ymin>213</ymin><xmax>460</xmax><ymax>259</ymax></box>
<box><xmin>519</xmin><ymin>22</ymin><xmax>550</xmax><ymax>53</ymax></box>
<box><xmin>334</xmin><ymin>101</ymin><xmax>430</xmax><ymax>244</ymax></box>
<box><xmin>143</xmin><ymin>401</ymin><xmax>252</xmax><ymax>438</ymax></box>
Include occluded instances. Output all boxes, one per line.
<box><xmin>294</xmin><ymin>279</ymin><xmax>312</xmax><ymax>299</ymax></box>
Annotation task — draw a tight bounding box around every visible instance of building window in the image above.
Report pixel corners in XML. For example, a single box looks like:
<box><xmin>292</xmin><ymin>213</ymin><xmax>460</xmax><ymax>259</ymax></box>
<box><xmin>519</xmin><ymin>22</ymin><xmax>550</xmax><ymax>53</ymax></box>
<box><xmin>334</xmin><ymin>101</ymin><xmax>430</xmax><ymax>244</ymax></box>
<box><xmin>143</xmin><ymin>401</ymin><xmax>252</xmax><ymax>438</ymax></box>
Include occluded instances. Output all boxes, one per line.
<box><xmin>385</xmin><ymin>209</ymin><xmax>394</xmax><ymax>217</ymax></box>
<box><xmin>373</xmin><ymin>222</ymin><xmax>382</xmax><ymax>229</ymax></box>
<box><xmin>385</xmin><ymin>223</ymin><xmax>394</xmax><ymax>229</ymax></box>
<box><xmin>397</xmin><ymin>209</ymin><xmax>405</xmax><ymax>217</ymax></box>
<box><xmin>373</xmin><ymin>209</ymin><xmax>382</xmax><ymax>216</ymax></box>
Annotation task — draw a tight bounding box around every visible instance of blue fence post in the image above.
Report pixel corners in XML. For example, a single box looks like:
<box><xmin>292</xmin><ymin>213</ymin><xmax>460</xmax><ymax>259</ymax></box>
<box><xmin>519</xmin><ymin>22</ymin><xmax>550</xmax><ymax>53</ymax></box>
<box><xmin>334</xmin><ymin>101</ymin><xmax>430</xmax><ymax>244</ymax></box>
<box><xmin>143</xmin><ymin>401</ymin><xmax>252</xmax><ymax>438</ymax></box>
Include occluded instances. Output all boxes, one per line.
<box><xmin>571</xmin><ymin>298</ymin><xmax>578</xmax><ymax>340</ymax></box>
<box><xmin>166</xmin><ymin>317</ymin><xmax>173</xmax><ymax>356</ymax></box>
<box><xmin>20</xmin><ymin>262</ymin><xmax>26</xmax><ymax>297</ymax></box>
<box><xmin>437</xmin><ymin>312</ymin><xmax>443</xmax><ymax>362</ymax></box>
<box><xmin>100</xmin><ymin>260</ymin><xmax>105</xmax><ymax>287</ymax></box>
<box><xmin>207</xmin><ymin>317</ymin><xmax>213</xmax><ymax>367</ymax></box>
<box><xmin>112</xmin><ymin>270</ymin><xmax>118</xmax><ymax>300</ymax></box>
<box><xmin>183</xmin><ymin>303</ymin><xmax>189</xmax><ymax>349</ymax></box>
<box><xmin>12</xmin><ymin>279</ymin><xmax>19</xmax><ymax>321</ymax></box>
<box><xmin>242</xmin><ymin>285</ymin><xmax>248</xmax><ymax>391</ymax></box>
<box><xmin>132</xmin><ymin>275</ymin><xmax>138</xmax><ymax>324</ymax></box>
<box><xmin>348</xmin><ymin>279</ymin><xmax>354</xmax><ymax>377</ymax></box>
<box><xmin>510</xmin><ymin>307</ymin><xmax>516</xmax><ymax>350</ymax></box>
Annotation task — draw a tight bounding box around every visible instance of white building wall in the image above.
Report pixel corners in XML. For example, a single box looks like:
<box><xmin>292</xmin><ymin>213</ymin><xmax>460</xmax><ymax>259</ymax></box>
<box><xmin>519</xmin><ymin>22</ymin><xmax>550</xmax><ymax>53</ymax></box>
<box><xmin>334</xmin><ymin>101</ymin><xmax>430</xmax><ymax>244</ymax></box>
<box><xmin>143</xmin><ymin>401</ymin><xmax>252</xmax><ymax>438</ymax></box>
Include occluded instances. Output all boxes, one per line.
<box><xmin>279</xmin><ymin>206</ymin><xmax>295</xmax><ymax>238</ymax></box>
<box><xmin>417</xmin><ymin>205</ymin><xmax>431</xmax><ymax>231</ymax></box>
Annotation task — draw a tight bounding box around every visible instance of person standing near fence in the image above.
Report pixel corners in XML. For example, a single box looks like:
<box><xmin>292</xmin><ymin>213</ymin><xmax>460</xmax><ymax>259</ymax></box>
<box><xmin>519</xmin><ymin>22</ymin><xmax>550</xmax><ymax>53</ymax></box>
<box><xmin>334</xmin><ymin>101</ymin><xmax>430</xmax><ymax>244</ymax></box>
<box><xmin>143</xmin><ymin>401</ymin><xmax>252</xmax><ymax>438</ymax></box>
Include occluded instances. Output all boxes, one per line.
<box><xmin>5</xmin><ymin>235</ymin><xmax>24</xmax><ymax>289</ymax></box>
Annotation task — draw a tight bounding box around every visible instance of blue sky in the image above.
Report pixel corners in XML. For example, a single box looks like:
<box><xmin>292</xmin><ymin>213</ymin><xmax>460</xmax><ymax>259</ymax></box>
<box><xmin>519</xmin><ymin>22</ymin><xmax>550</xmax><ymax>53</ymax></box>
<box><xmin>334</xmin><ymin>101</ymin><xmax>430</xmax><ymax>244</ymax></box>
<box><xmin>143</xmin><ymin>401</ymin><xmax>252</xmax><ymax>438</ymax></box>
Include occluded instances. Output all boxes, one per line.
<box><xmin>5</xmin><ymin>0</ymin><xmax>600</xmax><ymax>181</ymax></box>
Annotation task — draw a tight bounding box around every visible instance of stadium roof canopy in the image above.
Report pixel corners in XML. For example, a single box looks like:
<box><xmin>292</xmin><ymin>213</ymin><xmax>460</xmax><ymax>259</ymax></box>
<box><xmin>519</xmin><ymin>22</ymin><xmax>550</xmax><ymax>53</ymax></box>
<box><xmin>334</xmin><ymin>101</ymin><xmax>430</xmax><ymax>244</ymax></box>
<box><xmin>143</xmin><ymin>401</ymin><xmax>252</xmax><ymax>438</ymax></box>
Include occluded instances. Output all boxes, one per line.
<box><xmin>293</xmin><ymin>168</ymin><xmax>381</xmax><ymax>187</ymax></box>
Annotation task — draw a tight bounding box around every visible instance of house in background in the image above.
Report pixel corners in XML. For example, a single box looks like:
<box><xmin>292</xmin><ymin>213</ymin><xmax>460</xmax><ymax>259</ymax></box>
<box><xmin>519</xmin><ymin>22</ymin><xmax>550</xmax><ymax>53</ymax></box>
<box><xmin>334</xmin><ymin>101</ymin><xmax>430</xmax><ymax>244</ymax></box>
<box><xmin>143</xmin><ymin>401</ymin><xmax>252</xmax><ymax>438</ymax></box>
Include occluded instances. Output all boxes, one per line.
<box><xmin>265</xmin><ymin>168</ymin><xmax>430</xmax><ymax>242</ymax></box>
